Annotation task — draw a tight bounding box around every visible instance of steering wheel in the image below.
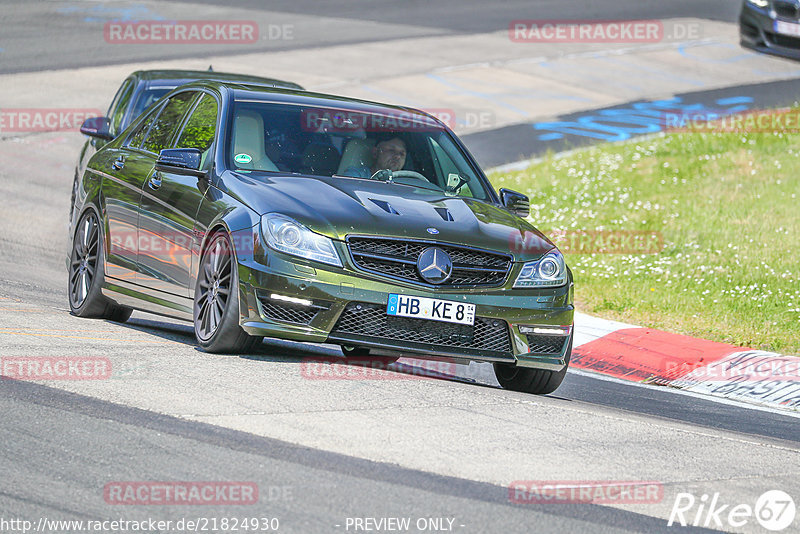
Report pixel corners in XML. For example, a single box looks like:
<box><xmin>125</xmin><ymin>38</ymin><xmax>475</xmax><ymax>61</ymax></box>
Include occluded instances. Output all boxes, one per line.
<box><xmin>390</xmin><ymin>170</ymin><xmax>429</xmax><ymax>182</ymax></box>
<box><xmin>370</xmin><ymin>169</ymin><xmax>429</xmax><ymax>182</ymax></box>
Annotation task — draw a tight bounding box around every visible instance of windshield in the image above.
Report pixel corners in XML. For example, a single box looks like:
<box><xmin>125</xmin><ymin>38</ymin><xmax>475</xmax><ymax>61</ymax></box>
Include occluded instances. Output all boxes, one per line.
<box><xmin>228</xmin><ymin>101</ymin><xmax>492</xmax><ymax>200</ymax></box>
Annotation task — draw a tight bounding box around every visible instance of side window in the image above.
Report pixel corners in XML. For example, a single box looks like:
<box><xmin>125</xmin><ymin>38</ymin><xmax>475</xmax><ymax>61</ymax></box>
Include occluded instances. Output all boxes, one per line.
<box><xmin>176</xmin><ymin>94</ymin><xmax>218</xmax><ymax>153</ymax></box>
<box><xmin>125</xmin><ymin>104</ymin><xmax>162</xmax><ymax>149</ymax></box>
<box><xmin>107</xmin><ymin>78</ymin><xmax>135</xmax><ymax>137</ymax></box>
<box><xmin>141</xmin><ymin>92</ymin><xmax>197</xmax><ymax>155</ymax></box>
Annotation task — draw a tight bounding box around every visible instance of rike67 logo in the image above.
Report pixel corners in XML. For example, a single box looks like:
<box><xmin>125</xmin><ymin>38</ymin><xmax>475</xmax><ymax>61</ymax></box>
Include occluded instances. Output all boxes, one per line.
<box><xmin>668</xmin><ymin>490</ymin><xmax>796</xmax><ymax>531</ymax></box>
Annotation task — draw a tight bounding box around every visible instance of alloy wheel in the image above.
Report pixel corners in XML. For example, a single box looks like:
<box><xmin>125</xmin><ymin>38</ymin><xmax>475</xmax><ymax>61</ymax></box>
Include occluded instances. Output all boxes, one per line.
<box><xmin>69</xmin><ymin>212</ymin><xmax>99</xmax><ymax>309</ymax></box>
<box><xmin>195</xmin><ymin>236</ymin><xmax>232</xmax><ymax>341</ymax></box>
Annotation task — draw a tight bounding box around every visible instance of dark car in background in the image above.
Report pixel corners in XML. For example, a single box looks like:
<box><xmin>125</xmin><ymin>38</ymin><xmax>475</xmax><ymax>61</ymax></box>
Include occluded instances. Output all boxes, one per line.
<box><xmin>70</xmin><ymin>69</ymin><xmax>303</xmax><ymax>219</ymax></box>
<box><xmin>740</xmin><ymin>0</ymin><xmax>800</xmax><ymax>58</ymax></box>
<box><xmin>68</xmin><ymin>81</ymin><xmax>574</xmax><ymax>395</ymax></box>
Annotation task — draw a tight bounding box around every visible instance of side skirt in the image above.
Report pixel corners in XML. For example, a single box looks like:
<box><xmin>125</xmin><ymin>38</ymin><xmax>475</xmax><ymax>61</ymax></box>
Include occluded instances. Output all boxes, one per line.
<box><xmin>102</xmin><ymin>278</ymin><xmax>193</xmax><ymax>322</ymax></box>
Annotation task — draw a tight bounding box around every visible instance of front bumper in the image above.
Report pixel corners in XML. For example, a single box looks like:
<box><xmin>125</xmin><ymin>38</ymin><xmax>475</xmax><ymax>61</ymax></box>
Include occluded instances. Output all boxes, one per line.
<box><xmin>234</xmin><ymin>238</ymin><xmax>574</xmax><ymax>372</ymax></box>
<box><xmin>740</xmin><ymin>2</ymin><xmax>800</xmax><ymax>59</ymax></box>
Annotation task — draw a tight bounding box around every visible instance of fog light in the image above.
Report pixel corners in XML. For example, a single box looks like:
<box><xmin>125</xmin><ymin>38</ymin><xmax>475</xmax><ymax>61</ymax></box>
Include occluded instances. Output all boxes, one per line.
<box><xmin>518</xmin><ymin>325</ymin><xmax>572</xmax><ymax>336</ymax></box>
<box><xmin>270</xmin><ymin>293</ymin><xmax>312</xmax><ymax>307</ymax></box>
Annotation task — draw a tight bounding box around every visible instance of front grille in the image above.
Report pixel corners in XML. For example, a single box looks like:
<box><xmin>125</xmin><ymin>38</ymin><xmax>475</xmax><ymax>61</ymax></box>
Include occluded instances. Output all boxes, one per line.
<box><xmin>525</xmin><ymin>334</ymin><xmax>568</xmax><ymax>355</ymax></box>
<box><xmin>347</xmin><ymin>236</ymin><xmax>511</xmax><ymax>288</ymax></box>
<box><xmin>766</xmin><ymin>30</ymin><xmax>800</xmax><ymax>48</ymax></box>
<box><xmin>775</xmin><ymin>1</ymin><xmax>799</xmax><ymax>19</ymax></box>
<box><xmin>330</xmin><ymin>302</ymin><xmax>512</xmax><ymax>355</ymax></box>
<box><xmin>258</xmin><ymin>296</ymin><xmax>320</xmax><ymax>325</ymax></box>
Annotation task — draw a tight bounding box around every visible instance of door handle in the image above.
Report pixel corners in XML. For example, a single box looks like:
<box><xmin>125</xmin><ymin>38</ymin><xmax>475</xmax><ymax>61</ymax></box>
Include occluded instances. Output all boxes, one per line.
<box><xmin>111</xmin><ymin>155</ymin><xmax>125</xmax><ymax>170</ymax></box>
<box><xmin>148</xmin><ymin>171</ymin><xmax>162</xmax><ymax>190</ymax></box>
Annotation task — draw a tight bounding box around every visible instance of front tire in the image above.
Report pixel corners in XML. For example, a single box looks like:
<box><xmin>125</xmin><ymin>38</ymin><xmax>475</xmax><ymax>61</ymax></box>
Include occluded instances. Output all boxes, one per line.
<box><xmin>493</xmin><ymin>335</ymin><xmax>572</xmax><ymax>395</ymax></box>
<box><xmin>68</xmin><ymin>210</ymin><xmax>132</xmax><ymax>322</ymax></box>
<box><xmin>194</xmin><ymin>231</ymin><xmax>262</xmax><ymax>353</ymax></box>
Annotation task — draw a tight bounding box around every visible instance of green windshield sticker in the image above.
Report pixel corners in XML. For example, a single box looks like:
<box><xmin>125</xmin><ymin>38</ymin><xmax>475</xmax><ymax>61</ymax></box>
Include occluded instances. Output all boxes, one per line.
<box><xmin>234</xmin><ymin>153</ymin><xmax>252</xmax><ymax>164</ymax></box>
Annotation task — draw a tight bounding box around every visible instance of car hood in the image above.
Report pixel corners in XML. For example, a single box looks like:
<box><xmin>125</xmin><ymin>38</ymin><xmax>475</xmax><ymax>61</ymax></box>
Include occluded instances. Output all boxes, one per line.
<box><xmin>223</xmin><ymin>171</ymin><xmax>555</xmax><ymax>262</ymax></box>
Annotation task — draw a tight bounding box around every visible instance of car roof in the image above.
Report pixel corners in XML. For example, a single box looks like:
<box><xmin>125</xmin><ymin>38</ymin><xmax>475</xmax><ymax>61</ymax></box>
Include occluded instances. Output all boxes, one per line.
<box><xmin>130</xmin><ymin>69</ymin><xmax>303</xmax><ymax>90</ymax></box>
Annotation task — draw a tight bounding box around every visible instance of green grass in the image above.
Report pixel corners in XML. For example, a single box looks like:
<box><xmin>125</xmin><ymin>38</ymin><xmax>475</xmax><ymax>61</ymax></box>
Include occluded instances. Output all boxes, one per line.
<box><xmin>489</xmin><ymin>128</ymin><xmax>800</xmax><ymax>355</ymax></box>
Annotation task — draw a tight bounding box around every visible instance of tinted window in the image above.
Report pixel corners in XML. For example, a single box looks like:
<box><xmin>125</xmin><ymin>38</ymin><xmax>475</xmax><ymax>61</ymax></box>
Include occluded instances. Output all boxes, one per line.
<box><xmin>125</xmin><ymin>104</ymin><xmax>163</xmax><ymax>149</ymax></box>
<box><xmin>131</xmin><ymin>86</ymin><xmax>174</xmax><ymax>119</ymax></box>
<box><xmin>141</xmin><ymin>92</ymin><xmax>196</xmax><ymax>154</ymax></box>
<box><xmin>177</xmin><ymin>94</ymin><xmax>218</xmax><ymax>152</ymax></box>
<box><xmin>107</xmin><ymin>78</ymin><xmax>135</xmax><ymax>137</ymax></box>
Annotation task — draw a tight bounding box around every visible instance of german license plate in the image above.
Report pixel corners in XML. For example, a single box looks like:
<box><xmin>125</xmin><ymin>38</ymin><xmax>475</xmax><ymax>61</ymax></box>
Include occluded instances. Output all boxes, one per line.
<box><xmin>386</xmin><ymin>294</ymin><xmax>475</xmax><ymax>325</ymax></box>
<box><xmin>775</xmin><ymin>20</ymin><xmax>800</xmax><ymax>37</ymax></box>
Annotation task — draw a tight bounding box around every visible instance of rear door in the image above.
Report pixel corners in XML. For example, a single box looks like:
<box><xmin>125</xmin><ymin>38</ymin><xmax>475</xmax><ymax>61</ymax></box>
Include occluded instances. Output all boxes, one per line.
<box><xmin>135</xmin><ymin>90</ymin><xmax>204</xmax><ymax>295</ymax></box>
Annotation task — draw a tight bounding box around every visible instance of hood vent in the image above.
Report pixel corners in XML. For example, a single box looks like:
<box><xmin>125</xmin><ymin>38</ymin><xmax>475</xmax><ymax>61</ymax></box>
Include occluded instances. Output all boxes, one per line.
<box><xmin>369</xmin><ymin>198</ymin><xmax>399</xmax><ymax>215</ymax></box>
<box><xmin>434</xmin><ymin>207</ymin><xmax>455</xmax><ymax>222</ymax></box>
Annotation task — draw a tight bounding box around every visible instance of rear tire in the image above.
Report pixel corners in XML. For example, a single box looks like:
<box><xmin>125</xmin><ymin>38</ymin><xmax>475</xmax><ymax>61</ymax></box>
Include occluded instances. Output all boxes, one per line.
<box><xmin>194</xmin><ymin>231</ymin><xmax>262</xmax><ymax>353</ymax></box>
<box><xmin>493</xmin><ymin>335</ymin><xmax>572</xmax><ymax>395</ymax></box>
<box><xmin>68</xmin><ymin>209</ymin><xmax>132</xmax><ymax>322</ymax></box>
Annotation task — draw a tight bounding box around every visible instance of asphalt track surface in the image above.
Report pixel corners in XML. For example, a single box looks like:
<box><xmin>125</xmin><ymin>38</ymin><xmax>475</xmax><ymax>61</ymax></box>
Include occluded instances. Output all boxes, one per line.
<box><xmin>1</xmin><ymin>0</ymin><xmax>741</xmax><ymax>74</ymax></box>
<box><xmin>1</xmin><ymin>2</ymin><xmax>799</xmax><ymax>533</ymax></box>
<box><xmin>3</xmin><ymin>378</ymin><xmax>720</xmax><ymax>534</ymax></box>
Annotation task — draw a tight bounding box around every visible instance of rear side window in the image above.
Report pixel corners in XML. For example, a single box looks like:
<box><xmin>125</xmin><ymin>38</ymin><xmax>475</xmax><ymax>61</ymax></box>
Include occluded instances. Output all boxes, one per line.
<box><xmin>141</xmin><ymin>92</ymin><xmax>196</xmax><ymax>154</ymax></box>
<box><xmin>107</xmin><ymin>78</ymin><xmax>135</xmax><ymax>137</ymax></box>
<box><xmin>176</xmin><ymin>94</ymin><xmax>218</xmax><ymax>152</ymax></box>
<box><xmin>126</xmin><ymin>104</ymin><xmax>162</xmax><ymax>149</ymax></box>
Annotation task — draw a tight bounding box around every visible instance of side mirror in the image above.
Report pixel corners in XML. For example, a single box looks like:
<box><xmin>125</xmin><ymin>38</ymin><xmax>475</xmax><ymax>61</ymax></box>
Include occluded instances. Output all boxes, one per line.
<box><xmin>155</xmin><ymin>148</ymin><xmax>205</xmax><ymax>176</ymax></box>
<box><xmin>499</xmin><ymin>188</ymin><xmax>530</xmax><ymax>218</ymax></box>
<box><xmin>80</xmin><ymin>117</ymin><xmax>112</xmax><ymax>140</ymax></box>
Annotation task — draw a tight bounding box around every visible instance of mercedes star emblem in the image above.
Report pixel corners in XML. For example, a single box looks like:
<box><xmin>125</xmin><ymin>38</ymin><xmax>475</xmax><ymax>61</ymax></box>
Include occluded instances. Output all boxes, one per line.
<box><xmin>417</xmin><ymin>247</ymin><xmax>453</xmax><ymax>284</ymax></box>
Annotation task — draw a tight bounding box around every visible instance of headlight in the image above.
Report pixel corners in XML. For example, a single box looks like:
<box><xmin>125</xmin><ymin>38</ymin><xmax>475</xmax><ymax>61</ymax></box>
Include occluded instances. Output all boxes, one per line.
<box><xmin>746</xmin><ymin>0</ymin><xmax>769</xmax><ymax>7</ymax></box>
<box><xmin>261</xmin><ymin>213</ymin><xmax>342</xmax><ymax>267</ymax></box>
<box><xmin>514</xmin><ymin>250</ymin><xmax>567</xmax><ymax>288</ymax></box>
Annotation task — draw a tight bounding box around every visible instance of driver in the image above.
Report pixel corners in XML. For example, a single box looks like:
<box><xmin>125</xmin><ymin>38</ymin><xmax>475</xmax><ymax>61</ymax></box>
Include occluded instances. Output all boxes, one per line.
<box><xmin>344</xmin><ymin>135</ymin><xmax>406</xmax><ymax>178</ymax></box>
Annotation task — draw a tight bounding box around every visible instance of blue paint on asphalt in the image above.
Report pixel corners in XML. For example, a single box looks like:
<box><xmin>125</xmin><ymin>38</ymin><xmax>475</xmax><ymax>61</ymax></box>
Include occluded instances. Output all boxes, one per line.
<box><xmin>537</xmin><ymin>133</ymin><xmax>564</xmax><ymax>141</ymax></box>
<box><xmin>715</xmin><ymin>96</ymin><xmax>756</xmax><ymax>106</ymax></box>
<box><xmin>532</xmin><ymin>96</ymin><xmax>755</xmax><ymax>142</ymax></box>
<box><xmin>57</xmin><ymin>3</ymin><xmax>164</xmax><ymax>23</ymax></box>
<box><xmin>677</xmin><ymin>42</ymin><xmax>756</xmax><ymax>64</ymax></box>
